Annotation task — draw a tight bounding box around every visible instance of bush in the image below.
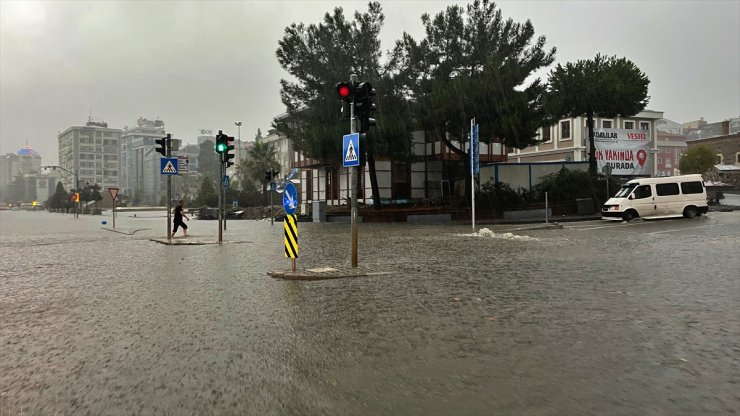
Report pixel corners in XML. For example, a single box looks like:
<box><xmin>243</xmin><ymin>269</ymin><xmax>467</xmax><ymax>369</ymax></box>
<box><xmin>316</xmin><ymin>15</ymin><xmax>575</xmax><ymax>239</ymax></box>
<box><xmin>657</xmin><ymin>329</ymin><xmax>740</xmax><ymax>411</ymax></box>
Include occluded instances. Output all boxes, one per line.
<box><xmin>535</xmin><ymin>168</ymin><xmax>620</xmax><ymax>203</ymax></box>
<box><xmin>476</xmin><ymin>181</ymin><xmax>522</xmax><ymax>210</ymax></box>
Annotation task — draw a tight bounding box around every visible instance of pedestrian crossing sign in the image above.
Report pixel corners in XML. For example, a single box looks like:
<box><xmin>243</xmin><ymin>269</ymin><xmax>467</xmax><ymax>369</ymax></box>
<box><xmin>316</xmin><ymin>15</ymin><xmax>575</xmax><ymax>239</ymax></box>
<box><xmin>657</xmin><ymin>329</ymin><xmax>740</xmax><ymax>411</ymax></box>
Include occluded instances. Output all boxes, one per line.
<box><xmin>342</xmin><ymin>133</ymin><xmax>360</xmax><ymax>167</ymax></box>
<box><xmin>160</xmin><ymin>157</ymin><xmax>178</xmax><ymax>175</ymax></box>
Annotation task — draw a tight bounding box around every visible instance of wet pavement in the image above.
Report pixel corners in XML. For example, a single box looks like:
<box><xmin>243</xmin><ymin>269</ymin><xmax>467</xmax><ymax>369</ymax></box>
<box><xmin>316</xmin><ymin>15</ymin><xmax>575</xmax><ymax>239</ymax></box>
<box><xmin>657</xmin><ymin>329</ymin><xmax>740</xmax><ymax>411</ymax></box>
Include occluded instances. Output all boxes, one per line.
<box><xmin>1</xmin><ymin>210</ymin><xmax>738</xmax><ymax>415</ymax></box>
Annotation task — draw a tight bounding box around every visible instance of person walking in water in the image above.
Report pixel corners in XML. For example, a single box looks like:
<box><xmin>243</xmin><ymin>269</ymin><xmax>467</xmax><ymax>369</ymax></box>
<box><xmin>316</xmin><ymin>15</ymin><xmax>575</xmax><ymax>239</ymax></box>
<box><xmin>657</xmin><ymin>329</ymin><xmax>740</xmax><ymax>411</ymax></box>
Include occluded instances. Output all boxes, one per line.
<box><xmin>173</xmin><ymin>199</ymin><xmax>189</xmax><ymax>237</ymax></box>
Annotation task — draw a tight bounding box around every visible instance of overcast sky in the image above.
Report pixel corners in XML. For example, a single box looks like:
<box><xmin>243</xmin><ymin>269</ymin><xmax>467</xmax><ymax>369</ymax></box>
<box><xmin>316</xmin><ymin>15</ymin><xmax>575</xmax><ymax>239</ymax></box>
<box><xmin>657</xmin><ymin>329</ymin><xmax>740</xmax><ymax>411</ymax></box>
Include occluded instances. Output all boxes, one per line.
<box><xmin>1</xmin><ymin>0</ymin><xmax>738</xmax><ymax>164</ymax></box>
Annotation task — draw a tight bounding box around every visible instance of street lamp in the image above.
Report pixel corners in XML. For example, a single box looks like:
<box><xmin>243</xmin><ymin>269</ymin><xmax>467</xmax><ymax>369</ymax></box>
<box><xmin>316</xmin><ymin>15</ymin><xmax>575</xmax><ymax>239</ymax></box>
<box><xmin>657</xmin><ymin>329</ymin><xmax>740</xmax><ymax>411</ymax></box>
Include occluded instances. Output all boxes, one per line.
<box><xmin>42</xmin><ymin>165</ymin><xmax>80</xmax><ymax>218</ymax></box>
<box><xmin>235</xmin><ymin>121</ymin><xmax>242</xmax><ymax>190</ymax></box>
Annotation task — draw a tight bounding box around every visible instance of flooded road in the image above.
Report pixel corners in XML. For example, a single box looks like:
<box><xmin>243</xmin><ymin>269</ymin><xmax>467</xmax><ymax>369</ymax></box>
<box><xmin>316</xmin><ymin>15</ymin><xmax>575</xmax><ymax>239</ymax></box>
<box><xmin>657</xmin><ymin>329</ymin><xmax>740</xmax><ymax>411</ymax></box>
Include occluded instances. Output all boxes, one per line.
<box><xmin>1</xmin><ymin>210</ymin><xmax>738</xmax><ymax>415</ymax></box>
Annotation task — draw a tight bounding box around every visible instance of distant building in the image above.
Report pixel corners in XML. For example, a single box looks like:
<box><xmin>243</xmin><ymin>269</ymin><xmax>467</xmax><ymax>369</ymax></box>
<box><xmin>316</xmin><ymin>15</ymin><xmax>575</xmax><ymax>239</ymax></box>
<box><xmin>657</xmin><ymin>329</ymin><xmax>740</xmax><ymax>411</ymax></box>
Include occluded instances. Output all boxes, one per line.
<box><xmin>508</xmin><ymin>110</ymin><xmax>663</xmax><ymax>176</ymax></box>
<box><xmin>655</xmin><ymin>132</ymin><xmax>687</xmax><ymax>177</ymax></box>
<box><xmin>57</xmin><ymin>119</ymin><xmax>122</xmax><ymax>191</ymax></box>
<box><xmin>656</xmin><ymin>118</ymin><xmax>683</xmax><ymax>135</ymax></box>
<box><xmin>119</xmin><ymin>117</ymin><xmax>176</xmax><ymax>205</ymax></box>
<box><xmin>261</xmin><ymin>128</ymin><xmax>293</xmax><ymax>182</ymax></box>
<box><xmin>683</xmin><ymin>117</ymin><xmax>739</xmax><ymax>141</ymax></box>
<box><xmin>0</xmin><ymin>145</ymin><xmax>44</xmax><ymax>202</ymax></box>
<box><xmin>686</xmin><ymin>133</ymin><xmax>740</xmax><ymax>188</ymax></box>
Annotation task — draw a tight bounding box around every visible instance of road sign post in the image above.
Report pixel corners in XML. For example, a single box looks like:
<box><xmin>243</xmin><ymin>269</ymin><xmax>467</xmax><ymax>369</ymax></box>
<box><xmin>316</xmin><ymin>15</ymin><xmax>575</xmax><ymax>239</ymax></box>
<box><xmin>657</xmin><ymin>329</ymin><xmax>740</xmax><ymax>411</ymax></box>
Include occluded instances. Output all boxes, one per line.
<box><xmin>108</xmin><ymin>187</ymin><xmax>119</xmax><ymax>228</ymax></box>
<box><xmin>283</xmin><ymin>182</ymin><xmax>299</xmax><ymax>272</ymax></box>
<box><xmin>159</xmin><ymin>137</ymin><xmax>176</xmax><ymax>241</ymax></box>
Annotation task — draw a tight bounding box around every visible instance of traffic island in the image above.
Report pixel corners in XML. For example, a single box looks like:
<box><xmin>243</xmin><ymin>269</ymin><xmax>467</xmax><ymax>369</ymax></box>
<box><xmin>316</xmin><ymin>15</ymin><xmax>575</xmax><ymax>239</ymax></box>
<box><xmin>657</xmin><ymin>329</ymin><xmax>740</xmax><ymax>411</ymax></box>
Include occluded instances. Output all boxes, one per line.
<box><xmin>102</xmin><ymin>227</ymin><xmax>150</xmax><ymax>235</ymax></box>
<box><xmin>148</xmin><ymin>238</ymin><xmax>253</xmax><ymax>245</ymax></box>
<box><xmin>268</xmin><ymin>267</ymin><xmax>391</xmax><ymax>281</ymax></box>
<box><xmin>149</xmin><ymin>238</ymin><xmax>208</xmax><ymax>245</ymax></box>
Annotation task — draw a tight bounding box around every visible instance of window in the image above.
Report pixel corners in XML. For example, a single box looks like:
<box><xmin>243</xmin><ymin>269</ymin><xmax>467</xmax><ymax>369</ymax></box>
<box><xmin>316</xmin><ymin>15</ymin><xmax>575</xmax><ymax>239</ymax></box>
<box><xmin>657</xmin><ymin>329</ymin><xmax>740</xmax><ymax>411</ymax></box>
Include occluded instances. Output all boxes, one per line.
<box><xmin>602</xmin><ymin>120</ymin><xmax>612</xmax><ymax>128</ymax></box>
<box><xmin>656</xmin><ymin>183</ymin><xmax>680</xmax><ymax>196</ymax></box>
<box><xmin>634</xmin><ymin>185</ymin><xmax>652</xmax><ymax>199</ymax></box>
<box><xmin>640</xmin><ymin>122</ymin><xmax>650</xmax><ymax>130</ymax></box>
<box><xmin>736</xmin><ymin>152</ymin><xmax>740</xmax><ymax>164</ymax></box>
<box><xmin>541</xmin><ymin>126</ymin><xmax>551</xmax><ymax>142</ymax></box>
<box><xmin>560</xmin><ymin>120</ymin><xmax>571</xmax><ymax>140</ymax></box>
<box><xmin>717</xmin><ymin>154</ymin><xmax>724</xmax><ymax>164</ymax></box>
<box><xmin>681</xmin><ymin>181</ymin><xmax>704</xmax><ymax>194</ymax></box>
<box><xmin>624</xmin><ymin>121</ymin><xmax>635</xmax><ymax>129</ymax></box>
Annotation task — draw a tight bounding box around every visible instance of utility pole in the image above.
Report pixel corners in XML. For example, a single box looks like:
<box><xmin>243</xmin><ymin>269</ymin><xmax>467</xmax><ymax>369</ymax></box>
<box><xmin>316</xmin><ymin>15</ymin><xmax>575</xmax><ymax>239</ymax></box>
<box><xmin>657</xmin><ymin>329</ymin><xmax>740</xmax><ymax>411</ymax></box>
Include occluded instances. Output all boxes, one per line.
<box><xmin>166</xmin><ymin>134</ymin><xmax>172</xmax><ymax>242</ymax></box>
<box><xmin>235</xmin><ymin>121</ymin><xmax>242</xmax><ymax>190</ymax></box>
<box><xmin>349</xmin><ymin>74</ymin><xmax>359</xmax><ymax>268</ymax></box>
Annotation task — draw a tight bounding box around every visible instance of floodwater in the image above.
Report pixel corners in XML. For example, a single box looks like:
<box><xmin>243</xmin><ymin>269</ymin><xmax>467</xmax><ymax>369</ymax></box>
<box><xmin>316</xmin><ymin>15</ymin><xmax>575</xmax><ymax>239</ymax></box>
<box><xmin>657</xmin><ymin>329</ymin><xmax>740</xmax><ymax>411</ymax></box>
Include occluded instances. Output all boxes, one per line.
<box><xmin>1</xmin><ymin>210</ymin><xmax>738</xmax><ymax>415</ymax></box>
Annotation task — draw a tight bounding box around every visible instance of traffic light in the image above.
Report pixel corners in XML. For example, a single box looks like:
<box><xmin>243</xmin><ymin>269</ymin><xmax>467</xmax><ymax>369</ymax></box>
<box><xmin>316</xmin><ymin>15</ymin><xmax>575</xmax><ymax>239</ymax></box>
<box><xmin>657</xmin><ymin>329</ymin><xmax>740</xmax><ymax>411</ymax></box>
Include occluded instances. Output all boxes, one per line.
<box><xmin>224</xmin><ymin>136</ymin><xmax>235</xmax><ymax>167</ymax></box>
<box><xmin>215</xmin><ymin>130</ymin><xmax>227</xmax><ymax>154</ymax></box>
<box><xmin>155</xmin><ymin>133</ymin><xmax>171</xmax><ymax>156</ymax></box>
<box><xmin>355</xmin><ymin>82</ymin><xmax>377</xmax><ymax>133</ymax></box>
<box><xmin>265</xmin><ymin>169</ymin><xmax>278</xmax><ymax>182</ymax></box>
<box><xmin>336</xmin><ymin>82</ymin><xmax>354</xmax><ymax>101</ymax></box>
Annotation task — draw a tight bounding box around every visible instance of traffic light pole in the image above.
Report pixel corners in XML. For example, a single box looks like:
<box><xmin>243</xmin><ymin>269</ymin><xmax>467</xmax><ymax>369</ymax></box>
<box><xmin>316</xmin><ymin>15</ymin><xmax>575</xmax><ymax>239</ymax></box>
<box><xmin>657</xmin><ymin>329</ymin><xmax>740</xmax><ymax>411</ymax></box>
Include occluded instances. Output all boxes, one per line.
<box><xmin>167</xmin><ymin>137</ymin><xmax>172</xmax><ymax>242</ymax></box>
<box><xmin>350</xmin><ymin>74</ymin><xmax>359</xmax><ymax>268</ymax></box>
<box><xmin>218</xmin><ymin>153</ymin><xmax>223</xmax><ymax>243</ymax></box>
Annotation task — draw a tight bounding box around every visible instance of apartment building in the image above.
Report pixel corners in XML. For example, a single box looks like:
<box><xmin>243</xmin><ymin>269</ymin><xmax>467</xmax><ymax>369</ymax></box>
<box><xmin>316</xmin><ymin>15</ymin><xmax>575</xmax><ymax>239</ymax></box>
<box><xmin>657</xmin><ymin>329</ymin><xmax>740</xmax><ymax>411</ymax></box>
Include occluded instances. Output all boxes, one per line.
<box><xmin>57</xmin><ymin>119</ymin><xmax>122</xmax><ymax>191</ymax></box>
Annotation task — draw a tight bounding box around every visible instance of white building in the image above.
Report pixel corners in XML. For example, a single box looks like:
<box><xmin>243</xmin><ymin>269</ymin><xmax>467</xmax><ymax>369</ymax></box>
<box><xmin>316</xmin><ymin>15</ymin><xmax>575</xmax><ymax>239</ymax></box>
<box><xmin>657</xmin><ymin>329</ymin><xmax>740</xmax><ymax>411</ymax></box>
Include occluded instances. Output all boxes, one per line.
<box><xmin>119</xmin><ymin>117</ymin><xmax>181</xmax><ymax>205</ymax></box>
<box><xmin>508</xmin><ymin>110</ymin><xmax>664</xmax><ymax>176</ymax></box>
<box><xmin>57</xmin><ymin>119</ymin><xmax>122</xmax><ymax>191</ymax></box>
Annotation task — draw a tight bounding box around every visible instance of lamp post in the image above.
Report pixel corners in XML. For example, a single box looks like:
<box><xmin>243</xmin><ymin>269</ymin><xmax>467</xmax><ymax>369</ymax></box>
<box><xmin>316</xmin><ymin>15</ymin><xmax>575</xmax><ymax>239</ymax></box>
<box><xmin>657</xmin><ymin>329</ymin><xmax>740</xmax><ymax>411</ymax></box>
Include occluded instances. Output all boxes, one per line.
<box><xmin>42</xmin><ymin>165</ymin><xmax>79</xmax><ymax>218</ymax></box>
<box><xmin>235</xmin><ymin>121</ymin><xmax>242</xmax><ymax>190</ymax></box>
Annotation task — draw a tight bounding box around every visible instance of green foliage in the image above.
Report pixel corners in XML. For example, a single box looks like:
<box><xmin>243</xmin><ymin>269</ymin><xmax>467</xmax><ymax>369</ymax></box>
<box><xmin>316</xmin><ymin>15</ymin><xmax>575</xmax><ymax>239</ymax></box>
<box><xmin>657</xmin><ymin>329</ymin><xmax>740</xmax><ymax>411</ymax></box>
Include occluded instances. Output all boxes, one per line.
<box><xmin>238</xmin><ymin>181</ymin><xmax>263</xmax><ymax>207</ymax></box>
<box><xmin>476</xmin><ymin>181</ymin><xmax>522</xmax><ymax>210</ymax></box>
<box><xmin>198</xmin><ymin>140</ymin><xmax>217</xmax><ymax>179</ymax></box>
<box><xmin>193</xmin><ymin>175</ymin><xmax>218</xmax><ymax>207</ymax></box>
<box><xmin>80</xmin><ymin>183</ymin><xmax>103</xmax><ymax>205</ymax></box>
<box><xmin>546</xmin><ymin>53</ymin><xmax>650</xmax><ymax>174</ymax></box>
<box><xmin>679</xmin><ymin>145</ymin><xmax>717</xmax><ymax>174</ymax></box>
<box><xmin>48</xmin><ymin>182</ymin><xmax>69</xmax><ymax>209</ymax></box>
<box><xmin>274</xmin><ymin>2</ymin><xmax>414</xmax><ymax>169</ymax></box>
<box><xmin>391</xmin><ymin>0</ymin><xmax>556</xmax><ymax>150</ymax></box>
<box><xmin>535</xmin><ymin>168</ymin><xmax>594</xmax><ymax>202</ymax></box>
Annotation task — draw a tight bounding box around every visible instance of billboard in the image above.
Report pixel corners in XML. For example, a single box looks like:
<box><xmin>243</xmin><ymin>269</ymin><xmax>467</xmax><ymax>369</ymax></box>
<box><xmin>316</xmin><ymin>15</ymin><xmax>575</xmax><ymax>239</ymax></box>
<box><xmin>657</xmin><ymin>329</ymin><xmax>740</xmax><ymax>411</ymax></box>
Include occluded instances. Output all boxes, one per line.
<box><xmin>594</xmin><ymin>128</ymin><xmax>651</xmax><ymax>176</ymax></box>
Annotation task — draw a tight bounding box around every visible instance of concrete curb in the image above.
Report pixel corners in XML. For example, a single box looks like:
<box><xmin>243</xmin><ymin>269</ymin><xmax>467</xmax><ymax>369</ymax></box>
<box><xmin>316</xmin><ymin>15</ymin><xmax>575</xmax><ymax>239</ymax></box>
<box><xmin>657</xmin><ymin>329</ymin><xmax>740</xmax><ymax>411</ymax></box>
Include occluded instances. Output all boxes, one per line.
<box><xmin>268</xmin><ymin>267</ymin><xmax>391</xmax><ymax>281</ymax></box>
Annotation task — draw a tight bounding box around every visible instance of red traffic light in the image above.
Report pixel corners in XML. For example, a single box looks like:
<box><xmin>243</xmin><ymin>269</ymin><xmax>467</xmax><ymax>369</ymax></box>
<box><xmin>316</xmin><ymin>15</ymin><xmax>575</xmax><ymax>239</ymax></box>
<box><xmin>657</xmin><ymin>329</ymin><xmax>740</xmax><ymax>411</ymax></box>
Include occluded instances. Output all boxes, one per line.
<box><xmin>336</xmin><ymin>82</ymin><xmax>352</xmax><ymax>100</ymax></box>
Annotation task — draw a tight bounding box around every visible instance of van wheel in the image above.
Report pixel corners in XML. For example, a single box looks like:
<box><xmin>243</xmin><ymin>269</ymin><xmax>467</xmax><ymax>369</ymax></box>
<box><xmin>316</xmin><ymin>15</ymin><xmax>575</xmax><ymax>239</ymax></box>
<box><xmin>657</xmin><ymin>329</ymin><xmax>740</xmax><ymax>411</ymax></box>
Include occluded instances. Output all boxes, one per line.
<box><xmin>684</xmin><ymin>206</ymin><xmax>698</xmax><ymax>219</ymax></box>
<box><xmin>622</xmin><ymin>210</ymin><xmax>637</xmax><ymax>221</ymax></box>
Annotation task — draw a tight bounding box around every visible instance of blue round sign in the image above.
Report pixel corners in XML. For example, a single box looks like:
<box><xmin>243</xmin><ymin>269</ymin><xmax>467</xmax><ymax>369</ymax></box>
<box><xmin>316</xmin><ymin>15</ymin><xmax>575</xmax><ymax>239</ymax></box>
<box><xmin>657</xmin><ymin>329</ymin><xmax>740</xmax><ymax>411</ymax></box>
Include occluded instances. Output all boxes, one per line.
<box><xmin>283</xmin><ymin>182</ymin><xmax>298</xmax><ymax>215</ymax></box>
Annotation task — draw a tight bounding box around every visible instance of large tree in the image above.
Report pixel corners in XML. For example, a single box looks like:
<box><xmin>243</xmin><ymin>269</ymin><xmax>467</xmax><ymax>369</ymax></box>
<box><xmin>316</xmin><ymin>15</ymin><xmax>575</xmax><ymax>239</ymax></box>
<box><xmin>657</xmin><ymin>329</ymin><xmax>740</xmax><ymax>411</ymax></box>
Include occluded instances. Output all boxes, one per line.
<box><xmin>274</xmin><ymin>2</ymin><xmax>414</xmax><ymax>208</ymax></box>
<box><xmin>198</xmin><ymin>140</ymin><xmax>217</xmax><ymax>180</ymax></box>
<box><xmin>391</xmin><ymin>0</ymin><xmax>556</xmax><ymax>155</ymax></box>
<box><xmin>48</xmin><ymin>182</ymin><xmax>69</xmax><ymax>209</ymax></box>
<box><xmin>546</xmin><ymin>53</ymin><xmax>650</xmax><ymax>175</ymax></box>
<box><xmin>679</xmin><ymin>144</ymin><xmax>717</xmax><ymax>174</ymax></box>
<box><xmin>241</xmin><ymin>140</ymin><xmax>280</xmax><ymax>205</ymax></box>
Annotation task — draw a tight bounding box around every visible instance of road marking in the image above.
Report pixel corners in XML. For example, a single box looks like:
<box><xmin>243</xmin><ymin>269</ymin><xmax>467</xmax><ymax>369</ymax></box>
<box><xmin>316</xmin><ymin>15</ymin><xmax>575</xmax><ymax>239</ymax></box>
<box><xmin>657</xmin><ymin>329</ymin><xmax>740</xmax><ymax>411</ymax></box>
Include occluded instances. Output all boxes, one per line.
<box><xmin>645</xmin><ymin>223</ymin><xmax>715</xmax><ymax>235</ymax></box>
<box><xmin>568</xmin><ymin>222</ymin><xmax>643</xmax><ymax>230</ymax></box>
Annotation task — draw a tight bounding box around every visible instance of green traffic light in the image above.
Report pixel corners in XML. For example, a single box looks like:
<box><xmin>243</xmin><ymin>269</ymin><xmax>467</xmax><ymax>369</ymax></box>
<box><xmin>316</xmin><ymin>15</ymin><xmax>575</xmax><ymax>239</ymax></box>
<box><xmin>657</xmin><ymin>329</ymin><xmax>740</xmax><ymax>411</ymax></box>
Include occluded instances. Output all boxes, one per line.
<box><xmin>217</xmin><ymin>144</ymin><xmax>226</xmax><ymax>152</ymax></box>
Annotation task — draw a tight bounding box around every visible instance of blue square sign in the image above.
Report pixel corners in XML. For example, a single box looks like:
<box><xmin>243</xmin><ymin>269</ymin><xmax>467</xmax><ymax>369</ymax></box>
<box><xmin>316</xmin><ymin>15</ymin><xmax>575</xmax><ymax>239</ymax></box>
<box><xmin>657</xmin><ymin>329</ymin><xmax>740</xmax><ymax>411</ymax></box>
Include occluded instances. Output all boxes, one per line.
<box><xmin>342</xmin><ymin>133</ymin><xmax>360</xmax><ymax>167</ymax></box>
<box><xmin>160</xmin><ymin>158</ymin><xmax>178</xmax><ymax>175</ymax></box>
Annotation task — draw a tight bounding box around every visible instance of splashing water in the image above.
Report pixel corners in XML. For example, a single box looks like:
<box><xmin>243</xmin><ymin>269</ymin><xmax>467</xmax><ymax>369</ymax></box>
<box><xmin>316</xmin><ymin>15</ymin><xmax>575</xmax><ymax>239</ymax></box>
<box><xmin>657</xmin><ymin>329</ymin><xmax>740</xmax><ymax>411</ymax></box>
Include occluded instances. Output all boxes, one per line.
<box><xmin>457</xmin><ymin>227</ymin><xmax>539</xmax><ymax>241</ymax></box>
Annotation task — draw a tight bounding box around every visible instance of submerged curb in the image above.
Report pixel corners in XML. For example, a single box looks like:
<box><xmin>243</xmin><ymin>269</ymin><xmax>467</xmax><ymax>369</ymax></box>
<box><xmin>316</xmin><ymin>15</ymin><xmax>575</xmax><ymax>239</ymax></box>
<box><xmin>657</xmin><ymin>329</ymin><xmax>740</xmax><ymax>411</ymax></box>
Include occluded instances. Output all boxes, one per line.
<box><xmin>269</xmin><ymin>267</ymin><xmax>391</xmax><ymax>281</ymax></box>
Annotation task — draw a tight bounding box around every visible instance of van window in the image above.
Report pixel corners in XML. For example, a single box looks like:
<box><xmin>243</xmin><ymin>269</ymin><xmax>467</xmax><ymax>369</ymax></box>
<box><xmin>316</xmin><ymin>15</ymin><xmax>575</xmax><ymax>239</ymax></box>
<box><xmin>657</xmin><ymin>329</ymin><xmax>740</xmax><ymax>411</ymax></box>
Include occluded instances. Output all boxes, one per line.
<box><xmin>656</xmin><ymin>183</ymin><xmax>680</xmax><ymax>196</ymax></box>
<box><xmin>680</xmin><ymin>181</ymin><xmax>704</xmax><ymax>194</ymax></box>
<box><xmin>634</xmin><ymin>185</ymin><xmax>652</xmax><ymax>199</ymax></box>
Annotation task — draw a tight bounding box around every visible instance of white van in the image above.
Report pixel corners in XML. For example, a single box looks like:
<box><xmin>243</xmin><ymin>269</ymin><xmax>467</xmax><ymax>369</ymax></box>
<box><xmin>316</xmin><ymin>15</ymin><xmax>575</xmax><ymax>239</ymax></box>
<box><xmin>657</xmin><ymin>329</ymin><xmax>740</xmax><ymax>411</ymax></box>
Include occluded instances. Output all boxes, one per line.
<box><xmin>602</xmin><ymin>174</ymin><xmax>708</xmax><ymax>221</ymax></box>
